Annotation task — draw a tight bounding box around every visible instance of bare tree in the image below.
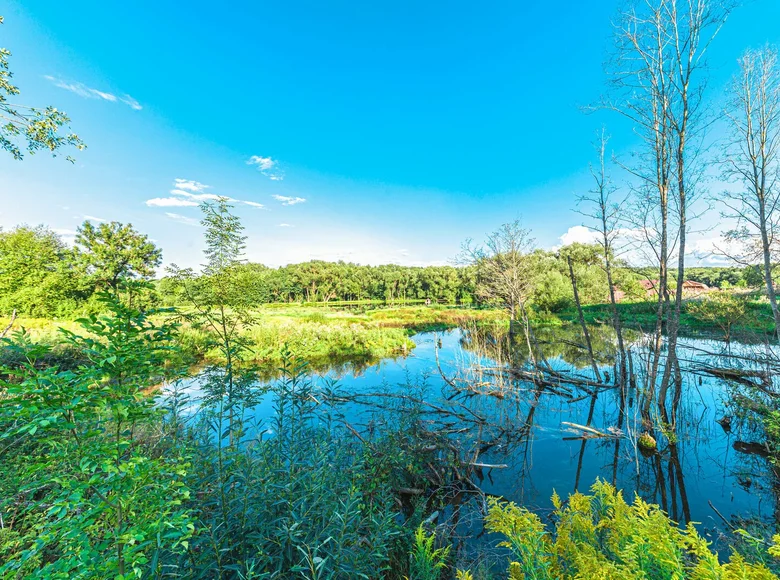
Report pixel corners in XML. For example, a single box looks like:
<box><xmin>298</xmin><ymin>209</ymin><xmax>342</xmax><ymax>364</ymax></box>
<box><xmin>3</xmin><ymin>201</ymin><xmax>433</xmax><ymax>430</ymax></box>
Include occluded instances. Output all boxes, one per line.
<box><xmin>720</xmin><ymin>46</ymin><xmax>780</xmax><ymax>333</ymax></box>
<box><xmin>461</xmin><ymin>220</ymin><xmax>539</xmax><ymax>371</ymax></box>
<box><xmin>577</xmin><ymin>130</ymin><xmax>629</xmax><ymax>387</ymax></box>
<box><xmin>605</xmin><ymin>0</ymin><xmax>732</xmax><ymax>424</ymax></box>
<box><xmin>463</xmin><ymin>221</ymin><xmax>535</xmax><ymax>323</ymax></box>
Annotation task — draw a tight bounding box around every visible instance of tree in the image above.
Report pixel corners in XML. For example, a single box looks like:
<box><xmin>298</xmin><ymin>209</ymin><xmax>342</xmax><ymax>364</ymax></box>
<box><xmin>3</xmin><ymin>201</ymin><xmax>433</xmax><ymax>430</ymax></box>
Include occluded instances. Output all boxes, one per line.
<box><xmin>720</xmin><ymin>46</ymin><xmax>780</xmax><ymax>334</ymax></box>
<box><xmin>0</xmin><ymin>297</ymin><xmax>192</xmax><ymax>577</ymax></box>
<box><xmin>463</xmin><ymin>221</ymin><xmax>535</xmax><ymax>323</ymax></box>
<box><xmin>606</xmin><ymin>0</ymin><xmax>732</xmax><ymax>425</ymax></box>
<box><xmin>686</xmin><ymin>292</ymin><xmax>748</xmax><ymax>342</ymax></box>
<box><xmin>0</xmin><ymin>16</ymin><xmax>84</xmax><ymax>160</ymax></box>
<box><xmin>577</xmin><ymin>130</ymin><xmax>629</xmax><ymax>387</ymax></box>
<box><xmin>75</xmin><ymin>220</ymin><xmax>161</xmax><ymax>292</ymax></box>
<box><xmin>559</xmin><ymin>244</ymin><xmax>608</xmax><ymax>382</ymax></box>
<box><xmin>0</xmin><ymin>225</ymin><xmax>84</xmax><ymax>316</ymax></box>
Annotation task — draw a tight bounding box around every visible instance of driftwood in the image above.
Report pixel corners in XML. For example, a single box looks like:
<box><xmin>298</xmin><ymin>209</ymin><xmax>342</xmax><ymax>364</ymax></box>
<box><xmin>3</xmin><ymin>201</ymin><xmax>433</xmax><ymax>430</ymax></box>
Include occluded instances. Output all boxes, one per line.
<box><xmin>561</xmin><ymin>421</ymin><xmax>618</xmax><ymax>439</ymax></box>
<box><xmin>468</xmin><ymin>461</ymin><xmax>508</xmax><ymax>469</ymax></box>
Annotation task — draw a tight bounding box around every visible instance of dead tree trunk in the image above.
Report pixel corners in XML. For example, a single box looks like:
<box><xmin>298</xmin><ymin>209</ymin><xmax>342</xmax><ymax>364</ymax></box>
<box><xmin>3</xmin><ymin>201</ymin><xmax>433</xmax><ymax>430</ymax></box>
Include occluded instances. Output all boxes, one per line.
<box><xmin>567</xmin><ymin>255</ymin><xmax>602</xmax><ymax>383</ymax></box>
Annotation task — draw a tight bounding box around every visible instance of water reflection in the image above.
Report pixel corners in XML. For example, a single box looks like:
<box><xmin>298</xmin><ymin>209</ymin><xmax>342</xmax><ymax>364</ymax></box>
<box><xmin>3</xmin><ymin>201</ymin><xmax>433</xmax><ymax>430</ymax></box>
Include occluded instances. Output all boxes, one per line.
<box><xmin>177</xmin><ymin>323</ymin><xmax>778</xmax><ymax>551</ymax></box>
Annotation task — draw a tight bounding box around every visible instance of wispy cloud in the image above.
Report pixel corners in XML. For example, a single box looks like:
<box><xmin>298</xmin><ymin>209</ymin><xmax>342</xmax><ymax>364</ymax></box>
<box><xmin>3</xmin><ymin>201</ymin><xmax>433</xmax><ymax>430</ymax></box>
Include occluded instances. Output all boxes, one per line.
<box><xmin>83</xmin><ymin>215</ymin><xmax>108</xmax><ymax>223</ymax></box>
<box><xmin>278</xmin><ymin>223</ymin><xmax>293</xmax><ymax>227</ymax></box>
<box><xmin>165</xmin><ymin>213</ymin><xmax>201</xmax><ymax>226</ymax></box>
<box><xmin>145</xmin><ymin>180</ymin><xmax>265</xmax><ymax>211</ymax></box>
<box><xmin>44</xmin><ymin>75</ymin><xmax>142</xmax><ymax>110</ymax></box>
<box><xmin>146</xmin><ymin>197</ymin><xmax>199</xmax><ymax>207</ymax></box>
<box><xmin>247</xmin><ymin>155</ymin><xmax>284</xmax><ymax>180</ymax></box>
<box><xmin>173</xmin><ymin>178</ymin><xmax>209</xmax><ymax>192</ymax></box>
<box><xmin>272</xmin><ymin>195</ymin><xmax>306</xmax><ymax>206</ymax></box>
<box><xmin>170</xmin><ymin>189</ymin><xmax>222</xmax><ymax>202</ymax></box>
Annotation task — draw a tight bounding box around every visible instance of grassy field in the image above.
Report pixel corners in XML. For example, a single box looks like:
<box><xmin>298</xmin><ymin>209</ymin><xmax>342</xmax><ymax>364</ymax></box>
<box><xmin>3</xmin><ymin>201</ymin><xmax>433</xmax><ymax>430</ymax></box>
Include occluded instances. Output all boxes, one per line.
<box><xmin>3</xmin><ymin>298</ymin><xmax>772</xmax><ymax>370</ymax></box>
<box><xmin>0</xmin><ymin>304</ymin><xmax>504</xmax><ymax>367</ymax></box>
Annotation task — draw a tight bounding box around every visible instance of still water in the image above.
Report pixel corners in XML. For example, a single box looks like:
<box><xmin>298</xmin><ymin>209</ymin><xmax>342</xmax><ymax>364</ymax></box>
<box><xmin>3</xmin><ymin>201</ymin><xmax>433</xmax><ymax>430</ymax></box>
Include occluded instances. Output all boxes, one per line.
<box><xmin>179</xmin><ymin>327</ymin><xmax>776</xmax><ymax>543</ymax></box>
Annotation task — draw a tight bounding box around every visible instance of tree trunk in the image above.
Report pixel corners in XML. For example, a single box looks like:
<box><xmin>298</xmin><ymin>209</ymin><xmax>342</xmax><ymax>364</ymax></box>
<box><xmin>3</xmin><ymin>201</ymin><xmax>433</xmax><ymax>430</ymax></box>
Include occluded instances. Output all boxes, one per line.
<box><xmin>760</xmin><ymin>204</ymin><xmax>780</xmax><ymax>335</ymax></box>
<box><xmin>567</xmin><ymin>255</ymin><xmax>602</xmax><ymax>383</ymax></box>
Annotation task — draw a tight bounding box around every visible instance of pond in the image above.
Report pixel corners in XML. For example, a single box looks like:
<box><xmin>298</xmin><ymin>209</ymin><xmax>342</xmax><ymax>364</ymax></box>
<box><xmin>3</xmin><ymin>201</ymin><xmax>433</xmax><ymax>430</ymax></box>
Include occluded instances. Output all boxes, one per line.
<box><xmin>177</xmin><ymin>325</ymin><xmax>778</xmax><ymax>551</ymax></box>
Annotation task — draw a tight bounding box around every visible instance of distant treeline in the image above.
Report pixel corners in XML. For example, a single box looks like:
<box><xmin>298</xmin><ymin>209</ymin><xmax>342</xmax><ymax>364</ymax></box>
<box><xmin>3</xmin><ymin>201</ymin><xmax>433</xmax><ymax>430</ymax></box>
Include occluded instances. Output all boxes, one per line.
<box><xmin>158</xmin><ymin>261</ymin><xmax>477</xmax><ymax>305</ymax></box>
<box><xmin>0</xmin><ymin>223</ymin><xmax>770</xmax><ymax>319</ymax></box>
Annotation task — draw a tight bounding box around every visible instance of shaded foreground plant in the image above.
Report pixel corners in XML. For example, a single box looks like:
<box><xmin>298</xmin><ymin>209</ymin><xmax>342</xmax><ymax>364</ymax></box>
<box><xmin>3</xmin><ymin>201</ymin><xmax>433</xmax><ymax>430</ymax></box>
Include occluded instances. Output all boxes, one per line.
<box><xmin>178</xmin><ymin>351</ymin><xmax>409</xmax><ymax>578</ymax></box>
<box><xmin>0</xmin><ymin>293</ymin><xmax>193</xmax><ymax>579</ymax></box>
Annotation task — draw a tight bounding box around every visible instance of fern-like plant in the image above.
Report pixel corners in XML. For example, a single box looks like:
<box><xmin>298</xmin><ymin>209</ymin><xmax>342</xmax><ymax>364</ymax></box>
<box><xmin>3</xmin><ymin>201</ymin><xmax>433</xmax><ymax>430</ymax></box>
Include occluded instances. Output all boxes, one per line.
<box><xmin>407</xmin><ymin>525</ymin><xmax>450</xmax><ymax>580</ymax></box>
<box><xmin>478</xmin><ymin>480</ymin><xmax>779</xmax><ymax>580</ymax></box>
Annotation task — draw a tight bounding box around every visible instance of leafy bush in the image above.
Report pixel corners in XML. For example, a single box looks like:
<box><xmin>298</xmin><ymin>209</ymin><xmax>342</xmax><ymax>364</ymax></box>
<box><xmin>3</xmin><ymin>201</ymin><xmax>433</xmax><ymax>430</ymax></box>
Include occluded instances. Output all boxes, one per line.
<box><xmin>474</xmin><ymin>480</ymin><xmax>778</xmax><ymax>579</ymax></box>
<box><xmin>0</xmin><ymin>296</ymin><xmax>193</xmax><ymax>579</ymax></box>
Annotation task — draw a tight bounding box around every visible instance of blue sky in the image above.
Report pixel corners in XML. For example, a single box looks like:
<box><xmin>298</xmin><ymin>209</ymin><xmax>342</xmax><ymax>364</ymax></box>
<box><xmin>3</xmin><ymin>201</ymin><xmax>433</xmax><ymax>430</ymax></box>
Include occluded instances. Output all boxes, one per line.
<box><xmin>1</xmin><ymin>0</ymin><xmax>779</xmax><ymax>269</ymax></box>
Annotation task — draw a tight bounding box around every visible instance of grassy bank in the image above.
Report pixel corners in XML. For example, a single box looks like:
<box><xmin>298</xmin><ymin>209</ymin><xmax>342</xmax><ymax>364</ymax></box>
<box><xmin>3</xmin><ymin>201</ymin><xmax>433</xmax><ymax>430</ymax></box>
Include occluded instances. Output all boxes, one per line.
<box><xmin>552</xmin><ymin>298</ymin><xmax>776</xmax><ymax>338</ymax></box>
<box><xmin>0</xmin><ymin>304</ymin><xmax>504</xmax><ymax>367</ymax></box>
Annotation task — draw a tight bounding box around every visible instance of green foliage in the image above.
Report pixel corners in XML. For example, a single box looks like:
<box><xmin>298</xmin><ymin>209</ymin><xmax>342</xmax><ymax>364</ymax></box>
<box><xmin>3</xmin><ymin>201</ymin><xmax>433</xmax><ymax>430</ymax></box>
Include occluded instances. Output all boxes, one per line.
<box><xmin>526</xmin><ymin>244</ymin><xmax>610</xmax><ymax>314</ymax></box>
<box><xmin>0</xmin><ymin>294</ymin><xmax>193</xmax><ymax>579</ymax></box>
<box><xmin>476</xmin><ymin>481</ymin><xmax>779</xmax><ymax>580</ymax></box>
<box><xmin>0</xmin><ymin>225</ymin><xmax>88</xmax><ymax>317</ymax></box>
<box><xmin>178</xmin><ymin>354</ymin><xmax>403</xmax><ymax>579</ymax></box>
<box><xmin>0</xmin><ymin>220</ymin><xmax>162</xmax><ymax>318</ymax></box>
<box><xmin>159</xmin><ymin>260</ymin><xmax>478</xmax><ymax>306</ymax></box>
<box><xmin>686</xmin><ymin>292</ymin><xmax>750</xmax><ymax>341</ymax></box>
<box><xmin>407</xmin><ymin>525</ymin><xmax>450</xmax><ymax>580</ymax></box>
<box><xmin>0</xmin><ymin>16</ymin><xmax>85</xmax><ymax>160</ymax></box>
<box><xmin>75</xmin><ymin>220</ymin><xmax>162</xmax><ymax>293</ymax></box>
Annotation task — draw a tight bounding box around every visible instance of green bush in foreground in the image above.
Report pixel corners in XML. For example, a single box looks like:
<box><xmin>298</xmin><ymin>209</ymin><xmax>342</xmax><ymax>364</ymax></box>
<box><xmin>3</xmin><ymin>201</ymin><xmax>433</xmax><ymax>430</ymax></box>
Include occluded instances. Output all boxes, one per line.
<box><xmin>473</xmin><ymin>480</ymin><xmax>778</xmax><ymax>579</ymax></box>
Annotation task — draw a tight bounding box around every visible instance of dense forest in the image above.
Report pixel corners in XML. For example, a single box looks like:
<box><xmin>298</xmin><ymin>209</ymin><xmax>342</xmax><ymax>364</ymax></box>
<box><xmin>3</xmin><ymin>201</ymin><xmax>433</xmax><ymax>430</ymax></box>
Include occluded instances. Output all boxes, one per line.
<box><xmin>0</xmin><ymin>222</ymin><xmax>766</xmax><ymax>320</ymax></box>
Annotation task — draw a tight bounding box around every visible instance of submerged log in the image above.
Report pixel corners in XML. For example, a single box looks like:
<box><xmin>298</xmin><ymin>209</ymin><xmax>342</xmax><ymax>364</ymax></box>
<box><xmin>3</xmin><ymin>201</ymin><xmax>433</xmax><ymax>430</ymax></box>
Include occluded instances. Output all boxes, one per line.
<box><xmin>561</xmin><ymin>422</ymin><xmax>616</xmax><ymax>439</ymax></box>
<box><xmin>698</xmin><ymin>367</ymin><xmax>773</xmax><ymax>390</ymax></box>
<box><xmin>733</xmin><ymin>440</ymin><xmax>771</xmax><ymax>458</ymax></box>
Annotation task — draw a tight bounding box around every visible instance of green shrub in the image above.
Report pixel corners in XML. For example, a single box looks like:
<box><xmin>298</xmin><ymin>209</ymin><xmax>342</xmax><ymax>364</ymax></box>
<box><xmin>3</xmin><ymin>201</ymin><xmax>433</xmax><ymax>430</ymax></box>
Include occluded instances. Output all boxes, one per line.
<box><xmin>474</xmin><ymin>480</ymin><xmax>779</xmax><ymax>579</ymax></box>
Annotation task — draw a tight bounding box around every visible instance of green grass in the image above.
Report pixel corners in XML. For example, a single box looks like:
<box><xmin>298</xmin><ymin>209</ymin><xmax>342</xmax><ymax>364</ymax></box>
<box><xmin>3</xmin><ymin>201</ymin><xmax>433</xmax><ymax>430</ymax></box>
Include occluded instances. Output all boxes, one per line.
<box><xmin>1</xmin><ymin>305</ymin><xmax>503</xmax><ymax>367</ymax></box>
<box><xmin>552</xmin><ymin>298</ymin><xmax>777</xmax><ymax>338</ymax></box>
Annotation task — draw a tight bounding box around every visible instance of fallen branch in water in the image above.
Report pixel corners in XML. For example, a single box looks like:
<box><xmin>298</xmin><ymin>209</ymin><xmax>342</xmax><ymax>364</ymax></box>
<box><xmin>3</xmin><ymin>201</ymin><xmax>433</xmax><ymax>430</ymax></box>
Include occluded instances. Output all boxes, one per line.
<box><xmin>561</xmin><ymin>421</ymin><xmax>618</xmax><ymax>439</ymax></box>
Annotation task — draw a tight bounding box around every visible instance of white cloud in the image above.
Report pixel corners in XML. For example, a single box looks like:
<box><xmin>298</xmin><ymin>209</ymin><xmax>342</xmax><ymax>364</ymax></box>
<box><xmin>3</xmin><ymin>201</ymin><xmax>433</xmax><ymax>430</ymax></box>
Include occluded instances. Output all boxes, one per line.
<box><xmin>146</xmin><ymin>179</ymin><xmax>265</xmax><ymax>211</ymax></box>
<box><xmin>44</xmin><ymin>75</ymin><xmax>142</xmax><ymax>111</ymax></box>
<box><xmin>83</xmin><ymin>215</ymin><xmax>107</xmax><ymax>223</ymax></box>
<box><xmin>558</xmin><ymin>225</ymin><xmax>600</xmax><ymax>246</ymax></box>
<box><xmin>278</xmin><ymin>223</ymin><xmax>293</xmax><ymax>227</ymax></box>
<box><xmin>686</xmin><ymin>236</ymin><xmax>740</xmax><ymax>266</ymax></box>
<box><xmin>170</xmin><ymin>189</ymin><xmax>222</xmax><ymax>202</ymax></box>
<box><xmin>173</xmin><ymin>178</ymin><xmax>209</xmax><ymax>192</ymax></box>
<box><xmin>247</xmin><ymin>155</ymin><xmax>284</xmax><ymax>180</ymax></box>
<box><xmin>146</xmin><ymin>197</ymin><xmax>199</xmax><ymax>207</ymax></box>
<box><xmin>165</xmin><ymin>213</ymin><xmax>201</xmax><ymax>226</ymax></box>
<box><xmin>272</xmin><ymin>195</ymin><xmax>306</xmax><ymax>206</ymax></box>
<box><xmin>248</xmin><ymin>155</ymin><xmax>275</xmax><ymax>171</ymax></box>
